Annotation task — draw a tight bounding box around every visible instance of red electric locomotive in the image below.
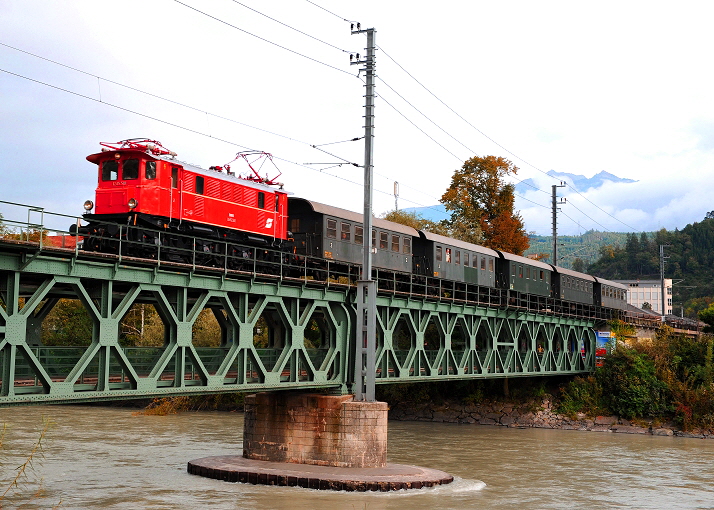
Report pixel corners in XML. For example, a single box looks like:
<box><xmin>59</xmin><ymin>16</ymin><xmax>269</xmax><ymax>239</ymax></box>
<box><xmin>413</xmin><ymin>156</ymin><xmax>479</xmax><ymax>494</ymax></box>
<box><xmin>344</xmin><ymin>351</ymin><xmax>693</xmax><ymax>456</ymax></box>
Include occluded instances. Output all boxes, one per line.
<box><xmin>74</xmin><ymin>139</ymin><xmax>290</xmax><ymax>261</ymax></box>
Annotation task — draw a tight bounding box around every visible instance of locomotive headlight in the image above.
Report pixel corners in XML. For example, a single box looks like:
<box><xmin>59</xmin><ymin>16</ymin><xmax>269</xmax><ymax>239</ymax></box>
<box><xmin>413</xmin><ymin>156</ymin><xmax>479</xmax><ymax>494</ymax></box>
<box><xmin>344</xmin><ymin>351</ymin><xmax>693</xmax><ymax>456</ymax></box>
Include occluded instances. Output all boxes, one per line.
<box><xmin>83</xmin><ymin>200</ymin><xmax>94</xmax><ymax>211</ymax></box>
<box><xmin>128</xmin><ymin>198</ymin><xmax>138</xmax><ymax>210</ymax></box>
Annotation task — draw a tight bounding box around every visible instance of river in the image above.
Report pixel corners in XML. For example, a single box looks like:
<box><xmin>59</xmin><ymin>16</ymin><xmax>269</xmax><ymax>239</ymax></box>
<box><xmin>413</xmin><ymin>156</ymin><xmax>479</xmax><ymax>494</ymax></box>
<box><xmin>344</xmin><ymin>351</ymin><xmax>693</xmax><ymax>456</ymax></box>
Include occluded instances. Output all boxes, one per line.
<box><xmin>1</xmin><ymin>405</ymin><xmax>713</xmax><ymax>509</ymax></box>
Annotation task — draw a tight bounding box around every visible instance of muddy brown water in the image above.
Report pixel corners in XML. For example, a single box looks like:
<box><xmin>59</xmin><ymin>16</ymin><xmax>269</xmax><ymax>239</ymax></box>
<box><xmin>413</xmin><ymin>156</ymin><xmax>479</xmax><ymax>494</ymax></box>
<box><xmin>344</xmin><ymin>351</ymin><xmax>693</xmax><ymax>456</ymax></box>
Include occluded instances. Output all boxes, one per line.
<box><xmin>1</xmin><ymin>405</ymin><xmax>713</xmax><ymax>509</ymax></box>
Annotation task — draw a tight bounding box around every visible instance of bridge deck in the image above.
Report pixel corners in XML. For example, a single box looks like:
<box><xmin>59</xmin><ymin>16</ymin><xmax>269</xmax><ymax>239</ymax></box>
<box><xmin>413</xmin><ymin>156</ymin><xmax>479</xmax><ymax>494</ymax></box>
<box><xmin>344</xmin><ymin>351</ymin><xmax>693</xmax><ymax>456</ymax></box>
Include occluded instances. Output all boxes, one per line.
<box><xmin>0</xmin><ymin>235</ymin><xmax>607</xmax><ymax>406</ymax></box>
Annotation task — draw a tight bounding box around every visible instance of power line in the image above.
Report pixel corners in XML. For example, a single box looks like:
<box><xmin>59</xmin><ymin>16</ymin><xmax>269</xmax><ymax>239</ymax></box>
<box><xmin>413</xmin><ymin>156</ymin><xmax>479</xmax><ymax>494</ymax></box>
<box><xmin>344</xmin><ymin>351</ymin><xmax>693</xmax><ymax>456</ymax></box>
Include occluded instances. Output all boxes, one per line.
<box><xmin>376</xmin><ymin>90</ymin><xmax>463</xmax><ymax>162</ymax></box>
<box><xmin>172</xmin><ymin>0</ymin><xmax>355</xmax><ymax>77</ymax></box>
<box><xmin>304</xmin><ymin>0</ymin><xmax>353</xmax><ymax>22</ymax></box>
<box><xmin>379</xmin><ymin>77</ymin><xmax>477</xmax><ymax>155</ymax></box>
<box><xmin>564</xmin><ymin>183</ymin><xmax>639</xmax><ymax>232</ymax></box>
<box><xmin>0</xmin><ymin>67</ymin><xmax>448</xmax><ymax>217</ymax></box>
<box><xmin>229</xmin><ymin>0</ymin><xmax>355</xmax><ymax>54</ymax></box>
<box><xmin>1</xmin><ymin>42</ymin><xmax>451</xmax><ymax>214</ymax></box>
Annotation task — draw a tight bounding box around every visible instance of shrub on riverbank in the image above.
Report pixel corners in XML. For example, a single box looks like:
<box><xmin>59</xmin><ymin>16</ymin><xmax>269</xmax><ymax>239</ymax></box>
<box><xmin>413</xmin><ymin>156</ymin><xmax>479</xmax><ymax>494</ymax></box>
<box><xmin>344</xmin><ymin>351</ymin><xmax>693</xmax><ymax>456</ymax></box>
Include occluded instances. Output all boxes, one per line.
<box><xmin>558</xmin><ymin>329</ymin><xmax>714</xmax><ymax>429</ymax></box>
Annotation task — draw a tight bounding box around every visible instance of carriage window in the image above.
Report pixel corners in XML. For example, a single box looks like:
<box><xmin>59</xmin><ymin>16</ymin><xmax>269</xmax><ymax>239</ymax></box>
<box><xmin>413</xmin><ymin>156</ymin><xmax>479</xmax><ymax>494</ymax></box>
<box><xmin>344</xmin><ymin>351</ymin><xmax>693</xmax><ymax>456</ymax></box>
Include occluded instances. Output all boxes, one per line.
<box><xmin>102</xmin><ymin>160</ymin><xmax>118</xmax><ymax>181</ymax></box>
<box><xmin>145</xmin><ymin>161</ymin><xmax>156</xmax><ymax>180</ymax></box>
<box><xmin>391</xmin><ymin>235</ymin><xmax>399</xmax><ymax>252</ymax></box>
<box><xmin>123</xmin><ymin>159</ymin><xmax>139</xmax><ymax>180</ymax></box>
<box><xmin>489</xmin><ymin>259</ymin><xmax>494</xmax><ymax>272</ymax></box>
<box><xmin>372</xmin><ymin>229</ymin><xmax>376</xmax><ymax>249</ymax></box>
<box><xmin>436</xmin><ymin>246</ymin><xmax>442</xmax><ymax>262</ymax></box>
<box><xmin>258</xmin><ymin>192</ymin><xmax>265</xmax><ymax>209</ymax></box>
<box><xmin>540</xmin><ymin>270</ymin><xmax>544</xmax><ymax>280</ymax></box>
<box><xmin>482</xmin><ymin>258</ymin><xmax>487</xmax><ymax>270</ymax></box>
<box><xmin>196</xmin><ymin>176</ymin><xmax>205</xmax><ymax>195</ymax></box>
<box><xmin>464</xmin><ymin>253</ymin><xmax>469</xmax><ymax>266</ymax></box>
<box><xmin>474</xmin><ymin>256</ymin><xmax>479</xmax><ymax>268</ymax></box>
<box><xmin>326</xmin><ymin>219</ymin><xmax>337</xmax><ymax>238</ymax></box>
<box><xmin>355</xmin><ymin>226</ymin><xmax>363</xmax><ymax>244</ymax></box>
<box><xmin>341</xmin><ymin>222</ymin><xmax>351</xmax><ymax>241</ymax></box>
<box><xmin>171</xmin><ymin>167</ymin><xmax>179</xmax><ymax>189</ymax></box>
<box><xmin>380</xmin><ymin>232</ymin><xmax>388</xmax><ymax>250</ymax></box>
<box><xmin>455</xmin><ymin>251</ymin><xmax>460</xmax><ymax>265</ymax></box>
<box><xmin>446</xmin><ymin>248</ymin><xmax>452</xmax><ymax>263</ymax></box>
<box><xmin>403</xmin><ymin>237</ymin><xmax>411</xmax><ymax>254</ymax></box>
<box><xmin>526</xmin><ymin>268</ymin><xmax>530</xmax><ymax>279</ymax></box>
<box><xmin>518</xmin><ymin>266</ymin><xmax>523</xmax><ymax>278</ymax></box>
<box><xmin>511</xmin><ymin>264</ymin><xmax>516</xmax><ymax>277</ymax></box>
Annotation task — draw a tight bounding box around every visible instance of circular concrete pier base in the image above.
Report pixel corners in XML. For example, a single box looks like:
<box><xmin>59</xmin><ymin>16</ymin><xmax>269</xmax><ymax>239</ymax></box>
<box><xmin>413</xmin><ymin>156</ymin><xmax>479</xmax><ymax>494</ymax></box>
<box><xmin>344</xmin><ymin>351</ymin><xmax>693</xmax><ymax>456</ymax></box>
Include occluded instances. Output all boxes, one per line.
<box><xmin>187</xmin><ymin>455</ymin><xmax>454</xmax><ymax>492</ymax></box>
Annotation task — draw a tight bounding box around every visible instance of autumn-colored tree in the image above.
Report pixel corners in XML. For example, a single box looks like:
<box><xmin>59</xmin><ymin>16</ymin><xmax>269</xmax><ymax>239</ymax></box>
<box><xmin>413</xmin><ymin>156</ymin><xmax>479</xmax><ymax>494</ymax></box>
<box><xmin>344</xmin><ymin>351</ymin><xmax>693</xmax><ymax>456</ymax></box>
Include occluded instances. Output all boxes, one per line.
<box><xmin>440</xmin><ymin>155</ymin><xmax>529</xmax><ymax>254</ymax></box>
<box><xmin>380</xmin><ymin>209</ymin><xmax>449</xmax><ymax>236</ymax></box>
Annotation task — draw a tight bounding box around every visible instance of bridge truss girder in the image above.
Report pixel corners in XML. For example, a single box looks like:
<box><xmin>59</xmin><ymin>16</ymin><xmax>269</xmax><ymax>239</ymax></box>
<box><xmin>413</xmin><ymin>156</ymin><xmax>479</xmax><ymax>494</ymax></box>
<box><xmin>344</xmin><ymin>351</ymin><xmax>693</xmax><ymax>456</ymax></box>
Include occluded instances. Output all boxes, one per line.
<box><xmin>0</xmin><ymin>250</ymin><xmax>594</xmax><ymax>406</ymax></box>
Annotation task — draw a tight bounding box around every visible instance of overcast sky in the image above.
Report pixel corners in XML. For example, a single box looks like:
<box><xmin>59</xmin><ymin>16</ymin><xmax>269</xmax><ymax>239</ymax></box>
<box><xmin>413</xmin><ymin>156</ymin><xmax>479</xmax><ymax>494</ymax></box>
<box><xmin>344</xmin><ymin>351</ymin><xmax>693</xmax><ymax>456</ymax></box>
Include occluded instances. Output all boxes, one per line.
<box><xmin>1</xmin><ymin>1</ymin><xmax>712</xmax><ymax>236</ymax></box>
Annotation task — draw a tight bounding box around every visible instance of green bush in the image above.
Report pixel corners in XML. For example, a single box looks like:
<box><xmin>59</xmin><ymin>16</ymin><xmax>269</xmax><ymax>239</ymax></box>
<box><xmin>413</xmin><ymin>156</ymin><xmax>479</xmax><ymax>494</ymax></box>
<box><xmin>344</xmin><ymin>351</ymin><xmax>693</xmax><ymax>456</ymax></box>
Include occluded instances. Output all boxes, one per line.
<box><xmin>597</xmin><ymin>347</ymin><xmax>671</xmax><ymax>419</ymax></box>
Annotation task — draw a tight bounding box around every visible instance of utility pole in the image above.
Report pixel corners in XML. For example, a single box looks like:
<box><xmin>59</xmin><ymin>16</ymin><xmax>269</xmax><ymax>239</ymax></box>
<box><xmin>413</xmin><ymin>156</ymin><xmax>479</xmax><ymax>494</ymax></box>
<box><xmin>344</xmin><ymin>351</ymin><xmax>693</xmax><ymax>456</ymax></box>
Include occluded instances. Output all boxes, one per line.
<box><xmin>552</xmin><ymin>183</ymin><xmax>566</xmax><ymax>265</ymax></box>
<box><xmin>351</xmin><ymin>24</ymin><xmax>377</xmax><ymax>402</ymax></box>
<box><xmin>394</xmin><ymin>181</ymin><xmax>399</xmax><ymax>211</ymax></box>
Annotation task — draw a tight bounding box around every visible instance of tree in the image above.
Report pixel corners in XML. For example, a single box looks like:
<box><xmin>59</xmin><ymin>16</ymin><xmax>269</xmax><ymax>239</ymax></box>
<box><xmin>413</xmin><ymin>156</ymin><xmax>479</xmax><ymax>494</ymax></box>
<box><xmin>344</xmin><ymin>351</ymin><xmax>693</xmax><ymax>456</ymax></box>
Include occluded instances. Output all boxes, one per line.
<box><xmin>699</xmin><ymin>304</ymin><xmax>714</xmax><ymax>334</ymax></box>
<box><xmin>0</xmin><ymin>213</ymin><xmax>10</xmax><ymax>238</ymax></box>
<box><xmin>440</xmin><ymin>155</ymin><xmax>529</xmax><ymax>254</ymax></box>
<box><xmin>572</xmin><ymin>257</ymin><xmax>585</xmax><ymax>273</ymax></box>
<box><xmin>381</xmin><ymin>210</ymin><xmax>449</xmax><ymax>236</ymax></box>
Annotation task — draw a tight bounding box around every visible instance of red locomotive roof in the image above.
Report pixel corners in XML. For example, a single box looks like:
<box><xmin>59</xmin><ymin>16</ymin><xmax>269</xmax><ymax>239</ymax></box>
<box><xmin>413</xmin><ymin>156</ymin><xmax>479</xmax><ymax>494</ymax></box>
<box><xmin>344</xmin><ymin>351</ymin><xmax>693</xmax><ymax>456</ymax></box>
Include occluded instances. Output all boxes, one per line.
<box><xmin>87</xmin><ymin>139</ymin><xmax>291</xmax><ymax>194</ymax></box>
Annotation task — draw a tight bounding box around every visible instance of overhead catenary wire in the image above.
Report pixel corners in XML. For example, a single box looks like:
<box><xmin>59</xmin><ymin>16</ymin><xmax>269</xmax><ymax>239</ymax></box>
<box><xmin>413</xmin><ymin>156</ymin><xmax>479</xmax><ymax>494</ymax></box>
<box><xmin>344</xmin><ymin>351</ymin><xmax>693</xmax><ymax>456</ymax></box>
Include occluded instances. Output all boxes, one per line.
<box><xmin>0</xmin><ymin>41</ymin><xmax>451</xmax><ymax>214</ymax></box>
<box><xmin>229</xmin><ymin>0</ymin><xmax>356</xmax><ymax>54</ymax></box>
<box><xmin>172</xmin><ymin>0</ymin><xmax>355</xmax><ymax>77</ymax></box>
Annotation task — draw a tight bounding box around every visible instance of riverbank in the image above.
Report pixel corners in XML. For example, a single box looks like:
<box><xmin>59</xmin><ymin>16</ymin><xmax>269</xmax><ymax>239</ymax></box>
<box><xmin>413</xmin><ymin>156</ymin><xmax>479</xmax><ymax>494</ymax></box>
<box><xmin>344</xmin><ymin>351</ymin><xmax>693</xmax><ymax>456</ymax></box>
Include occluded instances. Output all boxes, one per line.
<box><xmin>387</xmin><ymin>395</ymin><xmax>714</xmax><ymax>439</ymax></box>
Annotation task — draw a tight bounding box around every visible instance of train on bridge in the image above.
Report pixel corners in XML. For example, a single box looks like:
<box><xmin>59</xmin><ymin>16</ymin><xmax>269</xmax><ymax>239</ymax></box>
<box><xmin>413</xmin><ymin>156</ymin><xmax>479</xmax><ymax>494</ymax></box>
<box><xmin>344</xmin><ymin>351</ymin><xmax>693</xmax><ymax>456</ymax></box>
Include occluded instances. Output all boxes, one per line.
<box><xmin>72</xmin><ymin>139</ymin><xmax>628</xmax><ymax>314</ymax></box>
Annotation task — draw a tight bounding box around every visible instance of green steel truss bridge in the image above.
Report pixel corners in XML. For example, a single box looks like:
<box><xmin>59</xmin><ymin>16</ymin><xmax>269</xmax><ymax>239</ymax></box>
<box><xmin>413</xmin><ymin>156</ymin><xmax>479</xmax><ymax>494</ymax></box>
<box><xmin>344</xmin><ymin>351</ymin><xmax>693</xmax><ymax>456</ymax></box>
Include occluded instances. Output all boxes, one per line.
<box><xmin>0</xmin><ymin>201</ymin><xmax>617</xmax><ymax>407</ymax></box>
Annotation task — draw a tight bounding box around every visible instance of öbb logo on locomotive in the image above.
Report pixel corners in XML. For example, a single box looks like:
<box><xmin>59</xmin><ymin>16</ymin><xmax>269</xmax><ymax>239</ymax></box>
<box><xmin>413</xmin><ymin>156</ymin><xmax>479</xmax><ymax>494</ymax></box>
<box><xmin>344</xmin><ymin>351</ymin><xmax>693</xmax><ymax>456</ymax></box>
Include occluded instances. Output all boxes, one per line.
<box><xmin>71</xmin><ymin>138</ymin><xmax>628</xmax><ymax>312</ymax></box>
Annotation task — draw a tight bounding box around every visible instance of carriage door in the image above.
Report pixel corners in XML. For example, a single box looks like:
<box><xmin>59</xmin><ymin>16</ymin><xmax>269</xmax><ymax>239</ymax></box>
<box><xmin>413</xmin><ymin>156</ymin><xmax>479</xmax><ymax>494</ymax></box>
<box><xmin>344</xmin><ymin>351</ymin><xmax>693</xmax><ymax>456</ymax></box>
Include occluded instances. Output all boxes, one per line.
<box><xmin>170</xmin><ymin>166</ymin><xmax>181</xmax><ymax>222</ymax></box>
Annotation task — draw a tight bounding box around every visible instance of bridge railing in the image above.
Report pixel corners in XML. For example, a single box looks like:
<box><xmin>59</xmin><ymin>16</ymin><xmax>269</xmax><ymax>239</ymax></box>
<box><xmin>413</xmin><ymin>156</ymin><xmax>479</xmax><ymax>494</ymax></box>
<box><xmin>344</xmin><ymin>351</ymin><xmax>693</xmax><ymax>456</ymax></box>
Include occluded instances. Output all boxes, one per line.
<box><xmin>0</xmin><ymin>199</ymin><xmax>626</xmax><ymax>325</ymax></box>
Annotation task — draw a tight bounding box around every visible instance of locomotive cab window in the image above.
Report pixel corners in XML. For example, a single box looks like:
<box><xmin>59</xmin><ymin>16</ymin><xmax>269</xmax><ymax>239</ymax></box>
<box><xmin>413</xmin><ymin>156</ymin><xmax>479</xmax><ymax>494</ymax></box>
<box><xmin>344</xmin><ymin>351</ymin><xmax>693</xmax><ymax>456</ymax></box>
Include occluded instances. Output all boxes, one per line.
<box><xmin>145</xmin><ymin>161</ymin><xmax>156</xmax><ymax>180</ymax></box>
<box><xmin>123</xmin><ymin>159</ymin><xmax>139</xmax><ymax>180</ymax></box>
<box><xmin>258</xmin><ymin>192</ymin><xmax>265</xmax><ymax>209</ymax></box>
<box><xmin>275</xmin><ymin>196</ymin><xmax>280</xmax><ymax>211</ymax></box>
<box><xmin>326</xmin><ymin>219</ymin><xmax>337</xmax><ymax>238</ymax></box>
<box><xmin>196</xmin><ymin>176</ymin><xmax>205</xmax><ymax>195</ymax></box>
<box><xmin>171</xmin><ymin>167</ymin><xmax>179</xmax><ymax>189</ymax></box>
<box><xmin>102</xmin><ymin>160</ymin><xmax>118</xmax><ymax>181</ymax></box>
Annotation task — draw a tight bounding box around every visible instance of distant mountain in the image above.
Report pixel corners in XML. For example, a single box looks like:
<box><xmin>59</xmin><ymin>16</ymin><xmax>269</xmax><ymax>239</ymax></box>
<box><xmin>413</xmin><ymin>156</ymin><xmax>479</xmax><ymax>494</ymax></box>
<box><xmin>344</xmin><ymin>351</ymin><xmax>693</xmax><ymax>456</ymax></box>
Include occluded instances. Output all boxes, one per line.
<box><xmin>402</xmin><ymin>170</ymin><xmax>637</xmax><ymax>221</ymax></box>
<box><xmin>515</xmin><ymin>170</ymin><xmax>637</xmax><ymax>195</ymax></box>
